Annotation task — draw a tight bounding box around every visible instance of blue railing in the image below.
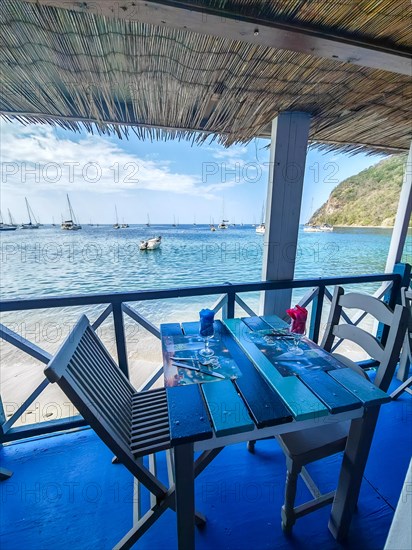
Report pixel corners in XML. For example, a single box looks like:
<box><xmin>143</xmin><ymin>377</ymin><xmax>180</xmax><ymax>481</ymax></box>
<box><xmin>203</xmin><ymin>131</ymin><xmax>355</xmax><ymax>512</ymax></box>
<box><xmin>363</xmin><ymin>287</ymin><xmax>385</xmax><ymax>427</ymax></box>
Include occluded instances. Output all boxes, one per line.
<box><xmin>0</xmin><ymin>265</ymin><xmax>409</xmax><ymax>444</ymax></box>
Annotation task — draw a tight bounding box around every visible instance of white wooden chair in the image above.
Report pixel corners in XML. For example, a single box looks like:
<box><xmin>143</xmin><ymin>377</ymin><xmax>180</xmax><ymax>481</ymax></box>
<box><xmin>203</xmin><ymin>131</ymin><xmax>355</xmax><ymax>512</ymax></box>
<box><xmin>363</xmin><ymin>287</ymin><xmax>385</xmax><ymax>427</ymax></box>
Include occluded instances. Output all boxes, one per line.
<box><xmin>391</xmin><ymin>288</ymin><xmax>412</xmax><ymax>399</ymax></box>
<box><xmin>277</xmin><ymin>286</ymin><xmax>408</xmax><ymax>533</ymax></box>
<box><xmin>44</xmin><ymin>315</ymin><xmax>205</xmax><ymax>550</ymax></box>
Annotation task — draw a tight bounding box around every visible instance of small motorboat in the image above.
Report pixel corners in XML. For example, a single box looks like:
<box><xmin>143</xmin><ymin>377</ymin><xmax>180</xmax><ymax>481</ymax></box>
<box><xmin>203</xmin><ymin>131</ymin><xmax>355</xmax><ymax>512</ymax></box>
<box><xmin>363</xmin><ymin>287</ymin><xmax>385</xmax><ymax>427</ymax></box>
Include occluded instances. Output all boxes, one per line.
<box><xmin>255</xmin><ymin>223</ymin><xmax>265</xmax><ymax>234</ymax></box>
<box><xmin>139</xmin><ymin>236</ymin><xmax>162</xmax><ymax>250</ymax></box>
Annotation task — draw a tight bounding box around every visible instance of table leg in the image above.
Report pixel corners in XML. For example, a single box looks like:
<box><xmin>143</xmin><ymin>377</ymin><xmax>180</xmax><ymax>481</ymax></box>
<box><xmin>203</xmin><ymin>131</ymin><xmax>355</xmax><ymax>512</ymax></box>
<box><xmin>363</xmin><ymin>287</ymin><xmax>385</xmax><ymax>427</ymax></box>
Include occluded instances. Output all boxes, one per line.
<box><xmin>329</xmin><ymin>407</ymin><xmax>380</xmax><ymax>541</ymax></box>
<box><xmin>174</xmin><ymin>443</ymin><xmax>195</xmax><ymax>550</ymax></box>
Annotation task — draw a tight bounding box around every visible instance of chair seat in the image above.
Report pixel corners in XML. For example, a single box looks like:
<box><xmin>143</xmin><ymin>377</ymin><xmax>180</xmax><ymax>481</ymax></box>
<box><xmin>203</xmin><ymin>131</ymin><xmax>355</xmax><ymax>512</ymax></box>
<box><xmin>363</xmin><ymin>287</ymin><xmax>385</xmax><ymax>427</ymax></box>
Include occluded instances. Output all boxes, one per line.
<box><xmin>277</xmin><ymin>420</ymin><xmax>350</xmax><ymax>465</ymax></box>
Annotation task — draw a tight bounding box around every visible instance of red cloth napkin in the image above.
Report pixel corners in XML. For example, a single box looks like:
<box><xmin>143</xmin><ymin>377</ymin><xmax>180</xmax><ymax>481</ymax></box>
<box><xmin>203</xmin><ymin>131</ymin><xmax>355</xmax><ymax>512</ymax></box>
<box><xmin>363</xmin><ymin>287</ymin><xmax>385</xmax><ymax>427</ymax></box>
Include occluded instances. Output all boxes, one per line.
<box><xmin>286</xmin><ymin>305</ymin><xmax>308</xmax><ymax>334</ymax></box>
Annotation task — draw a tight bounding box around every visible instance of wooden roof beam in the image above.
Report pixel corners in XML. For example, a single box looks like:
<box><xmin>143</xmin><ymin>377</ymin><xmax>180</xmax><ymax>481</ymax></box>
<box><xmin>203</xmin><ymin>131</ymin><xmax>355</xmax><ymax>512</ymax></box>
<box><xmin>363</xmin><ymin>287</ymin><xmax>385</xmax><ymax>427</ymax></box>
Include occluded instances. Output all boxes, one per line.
<box><xmin>22</xmin><ymin>0</ymin><xmax>412</xmax><ymax>76</ymax></box>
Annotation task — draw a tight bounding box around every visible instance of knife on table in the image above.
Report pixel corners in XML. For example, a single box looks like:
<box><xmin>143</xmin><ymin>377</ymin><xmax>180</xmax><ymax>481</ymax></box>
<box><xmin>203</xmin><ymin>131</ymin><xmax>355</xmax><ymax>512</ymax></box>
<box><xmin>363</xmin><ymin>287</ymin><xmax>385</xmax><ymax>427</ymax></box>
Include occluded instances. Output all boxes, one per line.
<box><xmin>171</xmin><ymin>361</ymin><xmax>225</xmax><ymax>380</ymax></box>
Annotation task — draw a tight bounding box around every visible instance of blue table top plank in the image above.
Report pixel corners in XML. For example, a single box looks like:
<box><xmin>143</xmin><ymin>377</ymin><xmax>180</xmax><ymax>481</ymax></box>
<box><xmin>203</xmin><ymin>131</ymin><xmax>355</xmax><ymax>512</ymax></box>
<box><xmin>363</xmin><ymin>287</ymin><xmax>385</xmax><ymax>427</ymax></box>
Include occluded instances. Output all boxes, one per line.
<box><xmin>166</xmin><ymin>384</ymin><xmax>213</xmax><ymax>445</ymax></box>
<box><xmin>299</xmin><ymin>370</ymin><xmax>363</xmax><ymax>414</ymax></box>
<box><xmin>224</xmin><ymin>318</ymin><xmax>329</xmax><ymax>421</ymax></box>
<box><xmin>219</xmin><ymin>322</ymin><xmax>293</xmax><ymax>427</ymax></box>
<box><xmin>329</xmin><ymin>368</ymin><xmax>391</xmax><ymax>406</ymax></box>
<box><xmin>160</xmin><ymin>323</ymin><xmax>183</xmax><ymax>337</ymax></box>
<box><xmin>181</xmin><ymin>321</ymin><xmax>199</xmax><ymax>336</ymax></box>
<box><xmin>201</xmin><ymin>380</ymin><xmax>255</xmax><ymax>437</ymax></box>
<box><xmin>242</xmin><ymin>316</ymin><xmax>273</xmax><ymax>332</ymax></box>
<box><xmin>260</xmin><ymin>315</ymin><xmax>289</xmax><ymax>330</ymax></box>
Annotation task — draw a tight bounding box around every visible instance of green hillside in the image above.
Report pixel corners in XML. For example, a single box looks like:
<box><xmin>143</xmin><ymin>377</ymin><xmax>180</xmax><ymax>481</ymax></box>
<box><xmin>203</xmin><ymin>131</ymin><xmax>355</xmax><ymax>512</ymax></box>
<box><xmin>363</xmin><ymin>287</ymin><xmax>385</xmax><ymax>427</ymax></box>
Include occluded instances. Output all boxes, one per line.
<box><xmin>309</xmin><ymin>154</ymin><xmax>408</xmax><ymax>227</ymax></box>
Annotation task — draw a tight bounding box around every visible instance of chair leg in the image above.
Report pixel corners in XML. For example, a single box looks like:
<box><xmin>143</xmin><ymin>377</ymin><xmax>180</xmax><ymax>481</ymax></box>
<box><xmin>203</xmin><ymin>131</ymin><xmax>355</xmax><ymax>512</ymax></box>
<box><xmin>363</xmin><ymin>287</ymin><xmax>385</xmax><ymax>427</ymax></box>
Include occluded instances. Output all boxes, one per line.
<box><xmin>281</xmin><ymin>458</ymin><xmax>301</xmax><ymax>534</ymax></box>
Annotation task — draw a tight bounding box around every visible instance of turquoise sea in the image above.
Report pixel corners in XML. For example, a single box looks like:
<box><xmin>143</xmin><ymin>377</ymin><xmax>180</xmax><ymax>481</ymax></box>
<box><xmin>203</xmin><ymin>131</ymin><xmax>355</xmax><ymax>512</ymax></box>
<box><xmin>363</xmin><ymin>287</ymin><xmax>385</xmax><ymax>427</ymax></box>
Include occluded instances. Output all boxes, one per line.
<box><xmin>1</xmin><ymin>224</ymin><xmax>410</xmax><ymax>300</ymax></box>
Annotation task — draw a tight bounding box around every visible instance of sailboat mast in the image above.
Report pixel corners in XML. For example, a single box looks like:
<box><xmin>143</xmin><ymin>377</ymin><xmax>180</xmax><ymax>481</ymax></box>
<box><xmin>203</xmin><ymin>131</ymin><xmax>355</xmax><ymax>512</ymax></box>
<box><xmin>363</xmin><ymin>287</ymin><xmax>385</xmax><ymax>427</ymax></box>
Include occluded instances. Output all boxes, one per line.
<box><xmin>8</xmin><ymin>209</ymin><xmax>14</xmax><ymax>225</ymax></box>
<box><xmin>25</xmin><ymin>197</ymin><xmax>32</xmax><ymax>224</ymax></box>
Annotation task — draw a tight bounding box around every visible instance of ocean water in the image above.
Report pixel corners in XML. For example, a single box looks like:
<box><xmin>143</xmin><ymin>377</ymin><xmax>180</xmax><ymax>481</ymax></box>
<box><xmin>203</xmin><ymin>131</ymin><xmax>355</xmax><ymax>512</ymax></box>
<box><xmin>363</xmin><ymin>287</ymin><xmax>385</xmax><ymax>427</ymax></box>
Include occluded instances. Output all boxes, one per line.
<box><xmin>0</xmin><ymin>224</ymin><xmax>410</xmax><ymax>421</ymax></box>
<box><xmin>1</xmin><ymin>224</ymin><xmax>410</xmax><ymax>299</ymax></box>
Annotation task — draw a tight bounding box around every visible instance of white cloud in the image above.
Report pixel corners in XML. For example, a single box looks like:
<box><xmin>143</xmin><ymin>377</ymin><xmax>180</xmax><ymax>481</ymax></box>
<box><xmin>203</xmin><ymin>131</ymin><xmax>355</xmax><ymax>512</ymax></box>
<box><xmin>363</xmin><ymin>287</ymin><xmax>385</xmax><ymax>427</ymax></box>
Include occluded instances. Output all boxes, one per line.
<box><xmin>0</xmin><ymin>121</ymin><xmax>217</xmax><ymax>198</ymax></box>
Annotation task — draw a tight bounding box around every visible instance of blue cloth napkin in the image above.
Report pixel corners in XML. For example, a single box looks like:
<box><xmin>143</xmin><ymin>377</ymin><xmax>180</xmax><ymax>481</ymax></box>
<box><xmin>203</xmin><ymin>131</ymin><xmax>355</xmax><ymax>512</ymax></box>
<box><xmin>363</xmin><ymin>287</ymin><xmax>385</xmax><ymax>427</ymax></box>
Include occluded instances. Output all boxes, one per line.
<box><xmin>199</xmin><ymin>308</ymin><xmax>215</xmax><ymax>337</ymax></box>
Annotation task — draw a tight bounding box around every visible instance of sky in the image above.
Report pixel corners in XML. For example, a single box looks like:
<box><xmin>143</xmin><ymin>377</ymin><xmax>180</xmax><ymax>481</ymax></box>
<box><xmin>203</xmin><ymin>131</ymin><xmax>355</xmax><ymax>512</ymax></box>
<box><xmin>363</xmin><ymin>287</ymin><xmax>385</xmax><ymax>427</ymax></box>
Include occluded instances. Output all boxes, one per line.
<box><xmin>0</xmin><ymin>120</ymin><xmax>387</xmax><ymax>225</ymax></box>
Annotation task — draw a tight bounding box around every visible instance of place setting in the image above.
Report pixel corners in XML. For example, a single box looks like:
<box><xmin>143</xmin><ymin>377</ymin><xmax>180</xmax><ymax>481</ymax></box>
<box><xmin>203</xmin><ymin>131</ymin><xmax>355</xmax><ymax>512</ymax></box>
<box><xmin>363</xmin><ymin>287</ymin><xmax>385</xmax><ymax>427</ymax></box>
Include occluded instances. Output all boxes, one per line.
<box><xmin>164</xmin><ymin>309</ymin><xmax>242</xmax><ymax>386</ymax></box>
<box><xmin>246</xmin><ymin>305</ymin><xmax>344</xmax><ymax>377</ymax></box>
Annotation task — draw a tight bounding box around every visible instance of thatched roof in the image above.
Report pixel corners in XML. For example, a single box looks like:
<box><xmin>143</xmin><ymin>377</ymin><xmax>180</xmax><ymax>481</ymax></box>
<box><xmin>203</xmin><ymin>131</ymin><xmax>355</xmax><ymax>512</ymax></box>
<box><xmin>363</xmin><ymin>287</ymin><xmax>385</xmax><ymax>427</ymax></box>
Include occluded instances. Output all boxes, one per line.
<box><xmin>1</xmin><ymin>1</ymin><xmax>411</xmax><ymax>152</ymax></box>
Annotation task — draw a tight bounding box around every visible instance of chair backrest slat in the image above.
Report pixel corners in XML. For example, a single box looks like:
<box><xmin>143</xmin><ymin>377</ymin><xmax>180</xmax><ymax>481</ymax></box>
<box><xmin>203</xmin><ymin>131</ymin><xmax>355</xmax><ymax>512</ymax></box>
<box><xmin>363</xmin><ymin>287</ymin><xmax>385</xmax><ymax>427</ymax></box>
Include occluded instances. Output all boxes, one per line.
<box><xmin>77</xmin><ymin>336</ymin><xmax>131</xmax><ymax>412</ymax></box>
<box><xmin>69</xmin><ymin>354</ymin><xmax>131</xmax><ymax>443</ymax></box>
<box><xmin>332</xmin><ymin>324</ymin><xmax>385</xmax><ymax>363</ymax></box>
<box><xmin>82</xmin><ymin>333</ymin><xmax>133</xmax><ymax>404</ymax></box>
<box><xmin>339</xmin><ymin>292</ymin><xmax>394</xmax><ymax>325</ymax></box>
<box><xmin>70</xmin><ymin>345</ymin><xmax>131</xmax><ymax>438</ymax></box>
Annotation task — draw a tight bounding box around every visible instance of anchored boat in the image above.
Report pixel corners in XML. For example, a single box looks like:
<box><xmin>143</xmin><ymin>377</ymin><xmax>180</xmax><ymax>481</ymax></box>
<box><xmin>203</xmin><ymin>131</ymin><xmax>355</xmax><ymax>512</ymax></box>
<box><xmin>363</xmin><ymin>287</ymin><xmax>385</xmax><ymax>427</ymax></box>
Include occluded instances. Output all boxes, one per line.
<box><xmin>0</xmin><ymin>209</ymin><xmax>17</xmax><ymax>231</ymax></box>
<box><xmin>21</xmin><ymin>198</ymin><xmax>40</xmax><ymax>229</ymax></box>
<box><xmin>61</xmin><ymin>194</ymin><xmax>82</xmax><ymax>230</ymax></box>
<box><xmin>256</xmin><ymin>202</ymin><xmax>266</xmax><ymax>234</ymax></box>
<box><xmin>303</xmin><ymin>224</ymin><xmax>334</xmax><ymax>233</ymax></box>
<box><xmin>139</xmin><ymin>236</ymin><xmax>162</xmax><ymax>250</ymax></box>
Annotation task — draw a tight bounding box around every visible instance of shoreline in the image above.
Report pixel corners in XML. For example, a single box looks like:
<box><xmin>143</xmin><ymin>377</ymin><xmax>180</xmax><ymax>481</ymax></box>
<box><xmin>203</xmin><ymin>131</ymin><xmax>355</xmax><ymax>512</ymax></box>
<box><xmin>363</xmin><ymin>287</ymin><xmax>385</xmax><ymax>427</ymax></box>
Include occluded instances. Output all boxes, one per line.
<box><xmin>308</xmin><ymin>224</ymin><xmax>402</xmax><ymax>229</ymax></box>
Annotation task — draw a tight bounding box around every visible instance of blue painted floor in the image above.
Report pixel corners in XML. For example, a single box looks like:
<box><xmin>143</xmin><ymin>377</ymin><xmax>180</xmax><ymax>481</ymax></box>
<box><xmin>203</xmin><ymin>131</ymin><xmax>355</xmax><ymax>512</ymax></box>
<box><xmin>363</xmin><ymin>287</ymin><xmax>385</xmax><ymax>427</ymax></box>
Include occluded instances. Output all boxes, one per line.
<box><xmin>1</xmin><ymin>376</ymin><xmax>411</xmax><ymax>550</ymax></box>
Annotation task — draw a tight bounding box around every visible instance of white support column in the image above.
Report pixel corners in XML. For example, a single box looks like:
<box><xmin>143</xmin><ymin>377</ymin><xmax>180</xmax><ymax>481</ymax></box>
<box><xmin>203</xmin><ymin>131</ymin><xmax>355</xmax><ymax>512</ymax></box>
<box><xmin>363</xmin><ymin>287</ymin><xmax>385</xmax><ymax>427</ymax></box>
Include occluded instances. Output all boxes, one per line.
<box><xmin>385</xmin><ymin>142</ymin><xmax>412</xmax><ymax>273</ymax></box>
<box><xmin>260</xmin><ymin>111</ymin><xmax>311</xmax><ymax>317</ymax></box>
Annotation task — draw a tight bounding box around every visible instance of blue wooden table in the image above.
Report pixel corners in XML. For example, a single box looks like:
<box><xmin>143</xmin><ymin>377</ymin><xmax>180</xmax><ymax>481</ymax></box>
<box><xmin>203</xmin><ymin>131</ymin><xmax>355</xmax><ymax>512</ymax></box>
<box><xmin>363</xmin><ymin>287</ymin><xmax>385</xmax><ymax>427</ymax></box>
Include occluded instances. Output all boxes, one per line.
<box><xmin>161</xmin><ymin>316</ymin><xmax>390</xmax><ymax>549</ymax></box>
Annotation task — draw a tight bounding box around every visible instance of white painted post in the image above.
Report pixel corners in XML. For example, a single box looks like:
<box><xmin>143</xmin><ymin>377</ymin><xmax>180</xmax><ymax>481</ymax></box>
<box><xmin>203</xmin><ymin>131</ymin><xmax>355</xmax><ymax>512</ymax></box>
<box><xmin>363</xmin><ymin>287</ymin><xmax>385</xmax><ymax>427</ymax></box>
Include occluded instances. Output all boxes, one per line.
<box><xmin>385</xmin><ymin>142</ymin><xmax>412</xmax><ymax>272</ymax></box>
<box><xmin>260</xmin><ymin>112</ymin><xmax>311</xmax><ymax>317</ymax></box>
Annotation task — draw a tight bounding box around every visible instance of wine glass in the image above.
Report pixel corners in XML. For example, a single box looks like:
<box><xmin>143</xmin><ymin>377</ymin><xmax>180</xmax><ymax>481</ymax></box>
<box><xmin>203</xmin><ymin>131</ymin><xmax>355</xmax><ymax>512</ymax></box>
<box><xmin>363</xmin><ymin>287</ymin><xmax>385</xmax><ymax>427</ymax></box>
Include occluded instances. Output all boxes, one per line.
<box><xmin>199</xmin><ymin>332</ymin><xmax>214</xmax><ymax>358</ymax></box>
<box><xmin>289</xmin><ymin>325</ymin><xmax>305</xmax><ymax>355</ymax></box>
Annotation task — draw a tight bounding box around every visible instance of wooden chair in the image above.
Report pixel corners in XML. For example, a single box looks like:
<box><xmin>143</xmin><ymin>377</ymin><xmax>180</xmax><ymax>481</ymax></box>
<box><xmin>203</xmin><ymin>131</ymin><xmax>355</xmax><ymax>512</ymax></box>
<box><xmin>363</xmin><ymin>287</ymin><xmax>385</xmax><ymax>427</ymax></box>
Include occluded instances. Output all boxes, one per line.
<box><xmin>391</xmin><ymin>288</ymin><xmax>412</xmax><ymax>399</ymax></box>
<box><xmin>277</xmin><ymin>286</ymin><xmax>408</xmax><ymax>534</ymax></box>
<box><xmin>44</xmin><ymin>315</ymin><xmax>204</xmax><ymax>550</ymax></box>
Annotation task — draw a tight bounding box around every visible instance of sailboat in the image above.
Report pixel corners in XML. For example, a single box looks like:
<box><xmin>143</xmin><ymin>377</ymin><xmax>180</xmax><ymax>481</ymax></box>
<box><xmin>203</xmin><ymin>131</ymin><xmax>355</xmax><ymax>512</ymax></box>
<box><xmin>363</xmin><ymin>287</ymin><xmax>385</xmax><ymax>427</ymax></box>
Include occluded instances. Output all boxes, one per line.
<box><xmin>8</xmin><ymin>209</ymin><xmax>18</xmax><ymax>229</ymax></box>
<box><xmin>0</xmin><ymin>210</ymin><xmax>17</xmax><ymax>231</ymax></box>
<box><xmin>146</xmin><ymin>214</ymin><xmax>151</xmax><ymax>227</ymax></box>
<box><xmin>210</xmin><ymin>217</ymin><xmax>216</xmax><ymax>231</ymax></box>
<box><xmin>113</xmin><ymin>206</ymin><xmax>120</xmax><ymax>229</ymax></box>
<box><xmin>21</xmin><ymin>198</ymin><xmax>40</xmax><ymax>229</ymax></box>
<box><xmin>255</xmin><ymin>202</ymin><xmax>265</xmax><ymax>234</ymax></box>
<box><xmin>121</xmin><ymin>219</ymin><xmax>129</xmax><ymax>228</ymax></box>
<box><xmin>172</xmin><ymin>216</ymin><xmax>177</xmax><ymax>227</ymax></box>
<box><xmin>218</xmin><ymin>199</ymin><xmax>229</xmax><ymax>229</ymax></box>
<box><xmin>61</xmin><ymin>194</ymin><xmax>82</xmax><ymax>230</ymax></box>
<box><xmin>303</xmin><ymin>197</ymin><xmax>334</xmax><ymax>232</ymax></box>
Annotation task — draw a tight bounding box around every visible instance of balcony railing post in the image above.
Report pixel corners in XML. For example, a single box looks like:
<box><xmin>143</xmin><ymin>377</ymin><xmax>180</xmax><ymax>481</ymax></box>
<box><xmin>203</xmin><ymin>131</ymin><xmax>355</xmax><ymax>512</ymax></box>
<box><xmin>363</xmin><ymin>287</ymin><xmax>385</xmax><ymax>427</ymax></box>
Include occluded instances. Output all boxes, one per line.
<box><xmin>226</xmin><ymin>285</ymin><xmax>235</xmax><ymax>319</ymax></box>
<box><xmin>112</xmin><ymin>302</ymin><xmax>129</xmax><ymax>378</ymax></box>
<box><xmin>0</xmin><ymin>396</ymin><xmax>6</xmax><ymax>444</ymax></box>
<box><xmin>308</xmin><ymin>286</ymin><xmax>325</xmax><ymax>344</ymax></box>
